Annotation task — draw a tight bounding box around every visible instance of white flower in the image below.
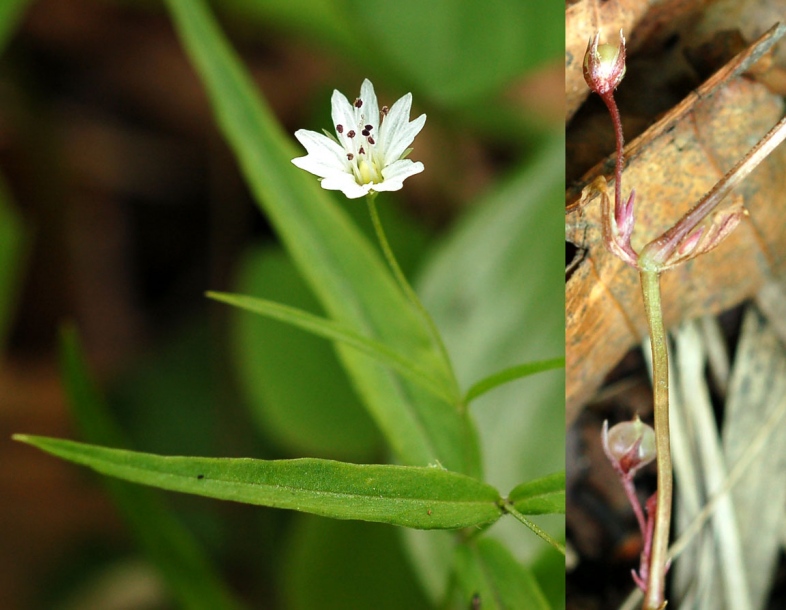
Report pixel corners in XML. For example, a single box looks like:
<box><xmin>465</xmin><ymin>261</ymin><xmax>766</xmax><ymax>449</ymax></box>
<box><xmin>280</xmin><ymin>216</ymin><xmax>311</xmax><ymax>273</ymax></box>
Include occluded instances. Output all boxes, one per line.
<box><xmin>292</xmin><ymin>79</ymin><xmax>426</xmax><ymax>199</ymax></box>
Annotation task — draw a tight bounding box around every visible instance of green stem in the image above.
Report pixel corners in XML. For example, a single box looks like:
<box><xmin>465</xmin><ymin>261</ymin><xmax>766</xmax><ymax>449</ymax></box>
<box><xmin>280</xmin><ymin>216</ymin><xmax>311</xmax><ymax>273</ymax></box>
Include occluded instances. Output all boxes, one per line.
<box><xmin>505</xmin><ymin>504</ymin><xmax>565</xmax><ymax>555</ymax></box>
<box><xmin>639</xmin><ymin>269</ymin><xmax>672</xmax><ymax>610</ymax></box>
<box><xmin>365</xmin><ymin>194</ymin><xmax>460</xmax><ymax>402</ymax></box>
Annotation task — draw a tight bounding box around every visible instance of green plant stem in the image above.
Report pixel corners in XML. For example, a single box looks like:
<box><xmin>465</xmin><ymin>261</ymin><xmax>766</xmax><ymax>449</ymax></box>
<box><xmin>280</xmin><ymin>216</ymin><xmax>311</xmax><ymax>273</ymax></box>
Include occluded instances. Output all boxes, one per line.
<box><xmin>505</xmin><ymin>504</ymin><xmax>565</xmax><ymax>556</ymax></box>
<box><xmin>365</xmin><ymin>194</ymin><xmax>460</xmax><ymax>402</ymax></box>
<box><xmin>639</xmin><ymin>269</ymin><xmax>672</xmax><ymax>610</ymax></box>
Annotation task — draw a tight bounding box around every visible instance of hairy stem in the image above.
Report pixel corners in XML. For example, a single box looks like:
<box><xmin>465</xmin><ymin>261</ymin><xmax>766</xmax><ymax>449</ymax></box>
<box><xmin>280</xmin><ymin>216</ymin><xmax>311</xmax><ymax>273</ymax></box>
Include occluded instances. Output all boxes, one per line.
<box><xmin>601</xmin><ymin>91</ymin><xmax>625</xmax><ymax>219</ymax></box>
<box><xmin>639</xmin><ymin>270</ymin><xmax>672</xmax><ymax>610</ymax></box>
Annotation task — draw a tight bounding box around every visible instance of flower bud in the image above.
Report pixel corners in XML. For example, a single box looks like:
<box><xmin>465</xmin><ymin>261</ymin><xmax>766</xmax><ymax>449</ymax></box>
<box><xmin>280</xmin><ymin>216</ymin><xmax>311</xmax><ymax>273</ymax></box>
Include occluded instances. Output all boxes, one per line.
<box><xmin>602</xmin><ymin>417</ymin><xmax>656</xmax><ymax>477</ymax></box>
<box><xmin>583</xmin><ymin>30</ymin><xmax>627</xmax><ymax>96</ymax></box>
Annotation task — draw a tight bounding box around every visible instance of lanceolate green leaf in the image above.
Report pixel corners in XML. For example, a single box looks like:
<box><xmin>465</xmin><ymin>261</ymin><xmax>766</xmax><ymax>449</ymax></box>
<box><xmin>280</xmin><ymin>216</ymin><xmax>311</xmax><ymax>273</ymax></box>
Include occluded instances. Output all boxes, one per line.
<box><xmin>15</xmin><ymin>435</ymin><xmax>503</xmax><ymax>530</ymax></box>
<box><xmin>508</xmin><ymin>472</ymin><xmax>565</xmax><ymax>516</ymax></box>
<box><xmin>163</xmin><ymin>0</ymin><xmax>480</xmax><ymax>477</ymax></box>
<box><xmin>58</xmin><ymin>327</ymin><xmax>244</xmax><ymax>610</ymax></box>
<box><xmin>209</xmin><ymin>290</ymin><xmax>455</xmax><ymax>404</ymax></box>
<box><xmin>453</xmin><ymin>537</ymin><xmax>550</xmax><ymax>610</ymax></box>
<box><xmin>464</xmin><ymin>357</ymin><xmax>565</xmax><ymax>404</ymax></box>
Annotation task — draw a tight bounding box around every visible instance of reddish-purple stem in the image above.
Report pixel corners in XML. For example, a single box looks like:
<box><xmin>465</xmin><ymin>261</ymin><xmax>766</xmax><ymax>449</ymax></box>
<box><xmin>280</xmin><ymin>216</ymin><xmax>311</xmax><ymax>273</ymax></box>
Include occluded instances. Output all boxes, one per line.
<box><xmin>600</xmin><ymin>90</ymin><xmax>625</xmax><ymax>220</ymax></box>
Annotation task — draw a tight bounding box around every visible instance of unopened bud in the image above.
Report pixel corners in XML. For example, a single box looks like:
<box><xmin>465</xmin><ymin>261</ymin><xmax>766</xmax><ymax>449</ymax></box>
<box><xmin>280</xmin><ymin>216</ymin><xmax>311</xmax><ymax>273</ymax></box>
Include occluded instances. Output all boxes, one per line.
<box><xmin>602</xmin><ymin>417</ymin><xmax>656</xmax><ymax>478</ymax></box>
<box><xmin>583</xmin><ymin>30</ymin><xmax>627</xmax><ymax>96</ymax></box>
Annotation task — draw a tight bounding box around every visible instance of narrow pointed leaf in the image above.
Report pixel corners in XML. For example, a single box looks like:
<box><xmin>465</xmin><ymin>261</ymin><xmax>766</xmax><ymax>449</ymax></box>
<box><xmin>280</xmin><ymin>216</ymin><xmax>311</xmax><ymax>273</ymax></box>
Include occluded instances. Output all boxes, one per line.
<box><xmin>15</xmin><ymin>435</ymin><xmax>503</xmax><ymax>530</ymax></box>
<box><xmin>464</xmin><ymin>357</ymin><xmax>565</xmax><ymax>403</ymax></box>
<box><xmin>209</xmin><ymin>291</ymin><xmax>455</xmax><ymax>404</ymax></box>
<box><xmin>453</xmin><ymin>538</ymin><xmax>550</xmax><ymax>610</ymax></box>
<box><xmin>58</xmin><ymin>327</ymin><xmax>244</xmax><ymax>610</ymax></box>
<box><xmin>508</xmin><ymin>472</ymin><xmax>565</xmax><ymax>515</ymax></box>
<box><xmin>163</xmin><ymin>0</ymin><xmax>480</xmax><ymax>476</ymax></box>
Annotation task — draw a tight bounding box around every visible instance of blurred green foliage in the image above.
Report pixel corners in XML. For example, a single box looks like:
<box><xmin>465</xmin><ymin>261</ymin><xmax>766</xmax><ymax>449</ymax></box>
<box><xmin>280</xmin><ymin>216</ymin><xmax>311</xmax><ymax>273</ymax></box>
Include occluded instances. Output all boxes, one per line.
<box><xmin>4</xmin><ymin>0</ymin><xmax>565</xmax><ymax>608</ymax></box>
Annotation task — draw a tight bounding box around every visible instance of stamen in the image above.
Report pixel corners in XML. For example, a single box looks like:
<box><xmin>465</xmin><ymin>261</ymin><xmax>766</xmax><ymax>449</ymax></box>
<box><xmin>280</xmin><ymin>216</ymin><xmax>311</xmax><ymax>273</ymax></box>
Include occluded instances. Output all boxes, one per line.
<box><xmin>354</xmin><ymin>98</ymin><xmax>363</xmax><ymax>109</ymax></box>
<box><xmin>347</xmin><ymin>130</ymin><xmax>355</xmax><ymax>138</ymax></box>
<box><xmin>367</xmin><ymin>136</ymin><xmax>375</xmax><ymax>145</ymax></box>
<box><xmin>346</xmin><ymin>153</ymin><xmax>354</xmax><ymax>160</ymax></box>
<box><xmin>365</xmin><ymin>124</ymin><xmax>373</xmax><ymax>131</ymax></box>
<box><xmin>381</xmin><ymin>106</ymin><xmax>389</xmax><ymax>116</ymax></box>
<box><xmin>359</xmin><ymin>146</ymin><xmax>365</xmax><ymax>155</ymax></box>
<box><xmin>336</xmin><ymin>124</ymin><xmax>344</xmax><ymax>134</ymax></box>
<box><xmin>361</xmin><ymin>129</ymin><xmax>370</xmax><ymax>136</ymax></box>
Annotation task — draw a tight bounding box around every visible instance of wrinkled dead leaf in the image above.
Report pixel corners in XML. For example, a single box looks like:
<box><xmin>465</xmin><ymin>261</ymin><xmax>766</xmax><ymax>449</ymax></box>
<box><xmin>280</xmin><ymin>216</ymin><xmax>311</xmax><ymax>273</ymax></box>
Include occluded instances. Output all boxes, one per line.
<box><xmin>566</xmin><ymin>24</ymin><xmax>786</xmax><ymax>422</ymax></box>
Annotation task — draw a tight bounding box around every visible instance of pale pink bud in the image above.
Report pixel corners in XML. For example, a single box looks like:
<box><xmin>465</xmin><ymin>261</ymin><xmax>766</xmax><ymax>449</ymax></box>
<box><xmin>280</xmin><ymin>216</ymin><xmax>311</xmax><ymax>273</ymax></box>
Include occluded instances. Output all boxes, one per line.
<box><xmin>602</xmin><ymin>417</ymin><xmax>656</xmax><ymax>478</ymax></box>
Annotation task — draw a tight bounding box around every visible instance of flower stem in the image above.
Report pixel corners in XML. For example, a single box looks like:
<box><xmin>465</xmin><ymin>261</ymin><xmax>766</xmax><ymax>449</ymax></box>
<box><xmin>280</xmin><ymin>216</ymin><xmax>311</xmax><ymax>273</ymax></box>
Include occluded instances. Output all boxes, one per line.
<box><xmin>639</xmin><ymin>269</ymin><xmax>672</xmax><ymax>610</ymax></box>
<box><xmin>365</xmin><ymin>194</ymin><xmax>460</xmax><ymax>401</ymax></box>
<box><xmin>601</xmin><ymin>91</ymin><xmax>625</xmax><ymax>220</ymax></box>
<box><xmin>621</xmin><ymin>474</ymin><xmax>647</xmax><ymax>537</ymax></box>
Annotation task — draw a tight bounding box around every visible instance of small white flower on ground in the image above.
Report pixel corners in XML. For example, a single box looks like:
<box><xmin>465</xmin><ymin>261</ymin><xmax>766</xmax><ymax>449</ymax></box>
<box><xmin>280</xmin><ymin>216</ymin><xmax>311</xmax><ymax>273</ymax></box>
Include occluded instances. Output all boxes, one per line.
<box><xmin>292</xmin><ymin>79</ymin><xmax>426</xmax><ymax>199</ymax></box>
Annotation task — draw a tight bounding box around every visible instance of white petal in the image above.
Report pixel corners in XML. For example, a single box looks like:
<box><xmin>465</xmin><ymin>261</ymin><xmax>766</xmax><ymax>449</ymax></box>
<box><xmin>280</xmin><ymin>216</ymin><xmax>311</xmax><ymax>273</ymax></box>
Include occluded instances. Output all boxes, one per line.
<box><xmin>294</xmin><ymin>129</ymin><xmax>346</xmax><ymax>160</ymax></box>
<box><xmin>292</xmin><ymin>129</ymin><xmax>347</xmax><ymax>178</ymax></box>
<box><xmin>378</xmin><ymin>93</ymin><xmax>411</xmax><ymax>149</ymax></box>
<box><xmin>383</xmin><ymin>113</ymin><xmax>426</xmax><ymax>165</ymax></box>
<box><xmin>378</xmin><ymin>93</ymin><xmax>426</xmax><ymax>163</ymax></box>
<box><xmin>331</xmin><ymin>89</ymin><xmax>359</xmax><ymax>144</ymax></box>
<box><xmin>374</xmin><ymin>159</ymin><xmax>424</xmax><ymax>192</ymax></box>
<box><xmin>358</xmin><ymin>79</ymin><xmax>380</xmax><ymax>133</ymax></box>
<box><xmin>292</xmin><ymin>155</ymin><xmax>342</xmax><ymax>180</ymax></box>
<box><xmin>320</xmin><ymin>172</ymin><xmax>371</xmax><ymax>199</ymax></box>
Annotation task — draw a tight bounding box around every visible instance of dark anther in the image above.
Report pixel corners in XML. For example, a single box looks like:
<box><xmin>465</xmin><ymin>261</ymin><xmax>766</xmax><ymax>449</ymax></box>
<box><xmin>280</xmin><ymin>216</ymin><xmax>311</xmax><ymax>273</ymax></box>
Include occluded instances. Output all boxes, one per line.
<box><xmin>367</xmin><ymin>136</ymin><xmax>375</xmax><ymax>145</ymax></box>
<box><xmin>354</xmin><ymin>98</ymin><xmax>363</xmax><ymax>108</ymax></box>
<box><xmin>361</xmin><ymin>129</ymin><xmax>370</xmax><ymax>136</ymax></box>
<box><xmin>365</xmin><ymin>124</ymin><xmax>373</xmax><ymax>131</ymax></box>
<box><xmin>336</xmin><ymin>124</ymin><xmax>344</xmax><ymax>134</ymax></box>
<box><xmin>359</xmin><ymin>146</ymin><xmax>365</xmax><ymax>155</ymax></box>
<box><xmin>347</xmin><ymin>130</ymin><xmax>355</xmax><ymax>138</ymax></box>
<box><xmin>346</xmin><ymin>153</ymin><xmax>354</xmax><ymax>160</ymax></box>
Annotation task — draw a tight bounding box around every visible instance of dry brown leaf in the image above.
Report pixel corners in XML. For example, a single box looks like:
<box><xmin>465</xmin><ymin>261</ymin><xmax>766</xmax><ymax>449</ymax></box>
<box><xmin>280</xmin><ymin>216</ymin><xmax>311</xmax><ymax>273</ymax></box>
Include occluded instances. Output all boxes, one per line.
<box><xmin>566</xmin><ymin>24</ymin><xmax>786</xmax><ymax>422</ymax></box>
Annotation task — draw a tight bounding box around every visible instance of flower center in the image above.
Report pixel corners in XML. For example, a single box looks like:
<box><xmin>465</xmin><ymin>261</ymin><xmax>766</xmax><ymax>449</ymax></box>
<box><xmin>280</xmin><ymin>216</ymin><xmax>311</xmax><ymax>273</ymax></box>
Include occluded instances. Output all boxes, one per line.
<box><xmin>335</xmin><ymin>99</ymin><xmax>390</xmax><ymax>185</ymax></box>
<box><xmin>357</xmin><ymin>158</ymin><xmax>380</xmax><ymax>184</ymax></box>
